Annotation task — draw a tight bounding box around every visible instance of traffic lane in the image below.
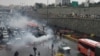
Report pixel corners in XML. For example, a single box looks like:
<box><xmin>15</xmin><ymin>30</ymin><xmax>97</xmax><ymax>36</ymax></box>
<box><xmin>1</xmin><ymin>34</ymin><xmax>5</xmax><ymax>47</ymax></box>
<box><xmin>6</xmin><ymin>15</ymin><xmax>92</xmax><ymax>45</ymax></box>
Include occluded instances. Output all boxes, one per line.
<box><xmin>17</xmin><ymin>46</ymin><xmax>51</xmax><ymax>56</ymax></box>
<box><xmin>0</xmin><ymin>36</ymin><xmax>80</xmax><ymax>56</ymax></box>
<box><xmin>59</xmin><ymin>37</ymin><xmax>80</xmax><ymax>56</ymax></box>
<box><xmin>0</xmin><ymin>43</ymin><xmax>52</xmax><ymax>56</ymax></box>
<box><xmin>61</xmin><ymin>37</ymin><xmax>78</xmax><ymax>50</ymax></box>
<box><xmin>55</xmin><ymin>36</ymin><xmax>78</xmax><ymax>50</ymax></box>
<box><xmin>60</xmin><ymin>37</ymin><xmax>84</xmax><ymax>56</ymax></box>
<box><xmin>41</xmin><ymin>35</ymin><xmax>79</xmax><ymax>56</ymax></box>
<box><xmin>0</xmin><ymin>36</ymin><xmax>53</xmax><ymax>56</ymax></box>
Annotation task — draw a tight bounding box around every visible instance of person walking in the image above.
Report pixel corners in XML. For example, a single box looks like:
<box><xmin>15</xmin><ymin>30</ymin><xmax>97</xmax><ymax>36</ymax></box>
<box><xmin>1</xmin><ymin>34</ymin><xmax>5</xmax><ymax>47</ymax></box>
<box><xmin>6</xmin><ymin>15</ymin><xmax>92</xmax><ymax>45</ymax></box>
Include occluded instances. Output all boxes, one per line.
<box><xmin>14</xmin><ymin>51</ymin><xmax>19</xmax><ymax>56</ymax></box>
<box><xmin>51</xmin><ymin>43</ymin><xmax>54</xmax><ymax>56</ymax></box>
<box><xmin>38</xmin><ymin>52</ymin><xmax>40</xmax><ymax>56</ymax></box>
<box><xmin>33</xmin><ymin>47</ymin><xmax>37</xmax><ymax>56</ymax></box>
<box><xmin>51</xmin><ymin>43</ymin><xmax>54</xmax><ymax>49</ymax></box>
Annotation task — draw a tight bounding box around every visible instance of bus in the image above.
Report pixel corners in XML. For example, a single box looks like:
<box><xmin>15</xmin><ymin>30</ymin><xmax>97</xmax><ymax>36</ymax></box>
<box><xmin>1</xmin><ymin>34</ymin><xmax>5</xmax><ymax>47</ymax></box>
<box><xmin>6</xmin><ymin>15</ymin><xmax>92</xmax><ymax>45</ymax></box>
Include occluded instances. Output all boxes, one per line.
<box><xmin>78</xmin><ymin>38</ymin><xmax>100</xmax><ymax>56</ymax></box>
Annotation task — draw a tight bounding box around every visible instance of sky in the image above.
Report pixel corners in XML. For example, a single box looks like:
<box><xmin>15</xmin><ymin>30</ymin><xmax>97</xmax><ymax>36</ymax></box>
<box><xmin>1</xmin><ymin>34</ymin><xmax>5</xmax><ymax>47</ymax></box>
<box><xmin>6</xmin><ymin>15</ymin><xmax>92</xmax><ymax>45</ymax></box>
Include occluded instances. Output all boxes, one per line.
<box><xmin>0</xmin><ymin>0</ymin><xmax>100</xmax><ymax>6</ymax></box>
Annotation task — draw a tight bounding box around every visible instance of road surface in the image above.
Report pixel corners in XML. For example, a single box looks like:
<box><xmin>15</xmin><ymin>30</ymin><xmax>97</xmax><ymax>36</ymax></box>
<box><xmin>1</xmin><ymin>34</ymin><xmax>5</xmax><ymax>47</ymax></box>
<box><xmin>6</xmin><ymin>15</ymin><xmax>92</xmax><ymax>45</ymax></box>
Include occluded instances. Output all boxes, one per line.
<box><xmin>0</xmin><ymin>36</ymin><xmax>82</xmax><ymax>56</ymax></box>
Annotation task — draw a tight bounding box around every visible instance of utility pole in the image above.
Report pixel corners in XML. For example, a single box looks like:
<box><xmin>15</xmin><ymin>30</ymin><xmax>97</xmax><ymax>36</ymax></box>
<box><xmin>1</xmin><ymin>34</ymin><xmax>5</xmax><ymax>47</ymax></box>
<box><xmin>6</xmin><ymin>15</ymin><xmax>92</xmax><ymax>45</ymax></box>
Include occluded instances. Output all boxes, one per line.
<box><xmin>47</xmin><ymin>0</ymin><xmax>49</xmax><ymax>25</ymax></box>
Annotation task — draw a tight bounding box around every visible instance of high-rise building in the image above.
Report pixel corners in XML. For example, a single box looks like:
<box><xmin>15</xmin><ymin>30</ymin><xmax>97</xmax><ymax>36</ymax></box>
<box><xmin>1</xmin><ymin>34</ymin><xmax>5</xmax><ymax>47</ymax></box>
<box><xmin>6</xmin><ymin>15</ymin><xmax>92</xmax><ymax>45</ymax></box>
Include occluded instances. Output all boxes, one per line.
<box><xmin>84</xmin><ymin>0</ymin><xmax>90</xmax><ymax>7</ymax></box>
<box><xmin>55</xmin><ymin>0</ymin><xmax>70</xmax><ymax>6</ymax></box>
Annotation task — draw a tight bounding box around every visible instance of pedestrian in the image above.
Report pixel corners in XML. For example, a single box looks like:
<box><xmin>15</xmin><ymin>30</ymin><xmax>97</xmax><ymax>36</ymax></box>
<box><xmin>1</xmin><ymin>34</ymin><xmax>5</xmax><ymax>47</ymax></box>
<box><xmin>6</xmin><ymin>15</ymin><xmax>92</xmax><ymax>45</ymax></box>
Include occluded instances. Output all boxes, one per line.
<box><xmin>33</xmin><ymin>47</ymin><xmax>37</xmax><ymax>56</ymax></box>
<box><xmin>14</xmin><ymin>51</ymin><xmax>19</xmax><ymax>56</ymax></box>
<box><xmin>29</xmin><ymin>54</ymin><xmax>33</xmax><ymax>56</ymax></box>
<box><xmin>38</xmin><ymin>52</ymin><xmax>40</xmax><ymax>56</ymax></box>
<box><xmin>59</xmin><ymin>32</ymin><xmax>62</xmax><ymax>39</ymax></box>
<box><xmin>51</xmin><ymin>43</ymin><xmax>54</xmax><ymax>49</ymax></box>
<box><xmin>51</xmin><ymin>43</ymin><xmax>54</xmax><ymax>56</ymax></box>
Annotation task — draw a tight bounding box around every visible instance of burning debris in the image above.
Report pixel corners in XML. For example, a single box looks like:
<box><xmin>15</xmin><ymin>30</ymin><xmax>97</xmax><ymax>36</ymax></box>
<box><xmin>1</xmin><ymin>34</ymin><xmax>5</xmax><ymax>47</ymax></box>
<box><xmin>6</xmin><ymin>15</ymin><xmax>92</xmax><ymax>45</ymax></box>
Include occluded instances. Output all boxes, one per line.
<box><xmin>0</xmin><ymin>12</ymin><xmax>54</xmax><ymax>50</ymax></box>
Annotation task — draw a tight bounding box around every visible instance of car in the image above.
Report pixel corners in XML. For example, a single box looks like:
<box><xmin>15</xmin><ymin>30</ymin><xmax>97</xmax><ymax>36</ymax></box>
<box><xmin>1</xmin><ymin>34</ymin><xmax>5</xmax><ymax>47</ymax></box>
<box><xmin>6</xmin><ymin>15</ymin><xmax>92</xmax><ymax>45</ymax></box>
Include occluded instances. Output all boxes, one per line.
<box><xmin>58</xmin><ymin>42</ymin><xmax>71</xmax><ymax>54</ymax></box>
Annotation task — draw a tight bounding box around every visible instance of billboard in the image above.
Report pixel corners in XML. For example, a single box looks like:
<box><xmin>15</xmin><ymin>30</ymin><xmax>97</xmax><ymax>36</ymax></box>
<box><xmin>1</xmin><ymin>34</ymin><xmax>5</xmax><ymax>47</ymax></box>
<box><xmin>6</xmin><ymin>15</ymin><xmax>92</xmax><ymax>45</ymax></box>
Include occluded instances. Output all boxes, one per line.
<box><xmin>71</xmin><ymin>1</ymin><xmax>78</xmax><ymax>7</ymax></box>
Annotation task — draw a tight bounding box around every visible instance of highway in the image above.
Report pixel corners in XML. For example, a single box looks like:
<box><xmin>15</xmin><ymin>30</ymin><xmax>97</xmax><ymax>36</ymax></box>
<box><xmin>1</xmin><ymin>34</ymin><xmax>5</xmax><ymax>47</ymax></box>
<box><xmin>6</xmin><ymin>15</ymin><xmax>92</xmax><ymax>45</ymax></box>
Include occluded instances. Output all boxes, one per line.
<box><xmin>0</xmin><ymin>7</ymin><xmax>84</xmax><ymax>56</ymax></box>
<box><xmin>0</xmin><ymin>36</ymin><xmax>83</xmax><ymax>56</ymax></box>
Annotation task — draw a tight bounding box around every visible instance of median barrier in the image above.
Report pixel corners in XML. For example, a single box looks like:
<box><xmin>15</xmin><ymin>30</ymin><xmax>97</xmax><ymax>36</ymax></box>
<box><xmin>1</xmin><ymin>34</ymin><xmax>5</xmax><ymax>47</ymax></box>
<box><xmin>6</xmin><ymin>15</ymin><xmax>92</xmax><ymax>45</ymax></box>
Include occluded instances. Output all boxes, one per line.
<box><xmin>63</xmin><ymin>35</ymin><xmax>78</xmax><ymax>42</ymax></box>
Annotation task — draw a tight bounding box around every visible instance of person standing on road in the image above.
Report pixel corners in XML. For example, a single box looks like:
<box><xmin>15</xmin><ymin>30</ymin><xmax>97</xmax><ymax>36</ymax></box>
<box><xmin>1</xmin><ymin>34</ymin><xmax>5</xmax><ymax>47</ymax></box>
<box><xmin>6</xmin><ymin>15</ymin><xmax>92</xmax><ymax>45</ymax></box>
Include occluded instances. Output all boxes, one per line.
<box><xmin>29</xmin><ymin>54</ymin><xmax>33</xmax><ymax>56</ymax></box>
<box><xmin>38</xmin><ymin>52</ymin><xmax>40</xmax><ymax>56</ymax></box>
<box><xmin>51</xmin><ymin>43</ymin><xmax>54</xmax><ymax>56</ymax></box>
<box><xmin>33</xmin><ymin>47</ymin><xmax>37</xmax><ymax>56</ymax></box>
<box><xmin>51</xmin><ymin>43</ymin><xmax>54</xmax><ymax>49</ymax></box>
<box><xmin>14</xmin><ymin>51</ymin><xmax>19</xmax><ymax>56</ymax></box>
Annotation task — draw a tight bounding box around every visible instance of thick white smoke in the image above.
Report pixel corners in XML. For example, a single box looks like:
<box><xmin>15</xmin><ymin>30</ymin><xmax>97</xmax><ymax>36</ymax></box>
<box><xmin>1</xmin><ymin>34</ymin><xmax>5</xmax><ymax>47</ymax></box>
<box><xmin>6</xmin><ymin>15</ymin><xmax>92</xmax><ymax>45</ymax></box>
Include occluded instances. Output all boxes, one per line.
<box><xmin>7</xmin><ymin>13</ymin><xmax>29</xmax><ymax>28</ymax></box>
<box><xmin>5</xmin><ymin>12</ymin><xmax>54</xmax><ymax>51</ymax></box>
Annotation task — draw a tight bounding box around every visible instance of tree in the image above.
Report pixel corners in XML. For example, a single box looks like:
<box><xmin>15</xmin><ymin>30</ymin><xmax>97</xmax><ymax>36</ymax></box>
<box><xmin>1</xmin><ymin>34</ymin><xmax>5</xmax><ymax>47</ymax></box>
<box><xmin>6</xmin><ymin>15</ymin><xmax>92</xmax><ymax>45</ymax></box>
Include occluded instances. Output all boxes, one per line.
<box><xmin>48</xmin><ymin>4</ymin><xmax>55</xmax><ymax>8</ymax></box>
<box><xmin>58</xmin><ymin>3</ymin><xmax>62</xmax><ymax>7</ymax></box>
<box><xmin>79</xmin><ymin>2</ymin><xmax>84</xmax><ymax>7</ymax></box>
<box><xmin>35</xmin><ymin>3</ymin><xmax>46</xmax><ymax>9</ymax></box>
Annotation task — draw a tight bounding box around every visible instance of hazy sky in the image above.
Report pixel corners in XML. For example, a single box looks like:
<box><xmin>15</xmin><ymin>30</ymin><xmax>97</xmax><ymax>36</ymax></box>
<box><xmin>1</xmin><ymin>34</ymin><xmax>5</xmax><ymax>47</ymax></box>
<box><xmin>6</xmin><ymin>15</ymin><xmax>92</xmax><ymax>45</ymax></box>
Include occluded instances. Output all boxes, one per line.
<box><xmin>0</xmin><ymin>0</ymin><xmax>100</xmax><ymax>6</ymax></box>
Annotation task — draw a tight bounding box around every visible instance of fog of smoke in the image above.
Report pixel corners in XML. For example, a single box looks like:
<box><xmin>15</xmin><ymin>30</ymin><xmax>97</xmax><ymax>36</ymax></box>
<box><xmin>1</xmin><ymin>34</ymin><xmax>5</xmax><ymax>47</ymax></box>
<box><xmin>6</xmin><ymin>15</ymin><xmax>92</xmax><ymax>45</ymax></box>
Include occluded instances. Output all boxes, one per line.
<box><xmin>7</xmin><ymin>13</ymin><xmax>29</xmax><ymax>28</ymax></box>
<box><xmin>4</xmin><ymin>12</ymin><xmax>54</xmax><ymax>51</ymax></box>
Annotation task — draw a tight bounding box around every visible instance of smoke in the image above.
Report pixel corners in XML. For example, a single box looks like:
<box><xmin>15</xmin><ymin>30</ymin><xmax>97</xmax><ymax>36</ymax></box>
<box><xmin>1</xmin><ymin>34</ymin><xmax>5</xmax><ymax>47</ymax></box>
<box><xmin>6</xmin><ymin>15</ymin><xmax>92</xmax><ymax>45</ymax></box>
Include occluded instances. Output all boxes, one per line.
<box><xmin>4</xmin><ymin>12</ymin><xmax>54</xmax><ymax>51</ymax></box>
<box><xmin>7</xmin><ymin>13</ymin><xmax>29</xmax><ymax>28</ymax></box>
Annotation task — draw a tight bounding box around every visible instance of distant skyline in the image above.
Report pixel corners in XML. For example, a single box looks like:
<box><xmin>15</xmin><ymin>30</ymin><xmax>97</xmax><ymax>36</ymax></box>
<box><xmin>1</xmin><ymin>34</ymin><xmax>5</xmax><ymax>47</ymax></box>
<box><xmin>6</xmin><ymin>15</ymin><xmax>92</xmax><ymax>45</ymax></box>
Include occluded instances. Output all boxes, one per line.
<box><xmin>0</xmin><ymin>0</ymin><xmax>100</xmax><ymax>6</ymax></box>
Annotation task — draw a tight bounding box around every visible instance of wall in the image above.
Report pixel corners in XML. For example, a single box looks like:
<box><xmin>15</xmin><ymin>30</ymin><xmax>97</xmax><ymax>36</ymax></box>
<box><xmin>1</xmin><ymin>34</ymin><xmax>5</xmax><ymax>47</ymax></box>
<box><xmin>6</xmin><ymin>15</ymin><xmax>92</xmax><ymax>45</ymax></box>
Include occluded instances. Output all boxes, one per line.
<box><xmin>37</xmin><ymin>7</ymin><xmax>100</xmax><ymax>36</ymax></box>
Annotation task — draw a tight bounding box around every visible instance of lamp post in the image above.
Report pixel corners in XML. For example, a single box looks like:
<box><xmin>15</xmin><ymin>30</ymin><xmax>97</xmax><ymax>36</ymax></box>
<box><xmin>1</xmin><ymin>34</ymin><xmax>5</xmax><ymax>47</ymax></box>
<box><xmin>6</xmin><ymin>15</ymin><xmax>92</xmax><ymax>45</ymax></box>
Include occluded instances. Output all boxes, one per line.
<box><xmin>47</xmin><ymin>0</ymin><xmax>49</xmax><ymax>25</ymax></box>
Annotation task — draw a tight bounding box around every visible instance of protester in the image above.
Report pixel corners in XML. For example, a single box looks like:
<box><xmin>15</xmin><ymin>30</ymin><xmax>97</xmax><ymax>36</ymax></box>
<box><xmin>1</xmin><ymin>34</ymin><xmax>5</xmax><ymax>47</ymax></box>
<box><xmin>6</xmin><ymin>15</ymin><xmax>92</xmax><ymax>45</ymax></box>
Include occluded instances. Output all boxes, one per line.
<box><xmin>51</xmin><ymin>43</ymin><xmax>54</xmax><ymax>49</ymax></box>
<box><xmin>38</xmin><ymin>52</ymin><xmax>40</xmax><ymax>56</ymax></box>
<box><xmin>14</xmin><ymin>51</ymin><xmax>19</xmax><ymax>56</ymax></box>
<box><xmin>29</xmin><ymin>54</ymin><xmax>33</xmax><ymax>56</ymax></box>
<box><xmin>33</xmin><ymin>47</ymin><xmax>37</xmax><ymax>56</ymax></box>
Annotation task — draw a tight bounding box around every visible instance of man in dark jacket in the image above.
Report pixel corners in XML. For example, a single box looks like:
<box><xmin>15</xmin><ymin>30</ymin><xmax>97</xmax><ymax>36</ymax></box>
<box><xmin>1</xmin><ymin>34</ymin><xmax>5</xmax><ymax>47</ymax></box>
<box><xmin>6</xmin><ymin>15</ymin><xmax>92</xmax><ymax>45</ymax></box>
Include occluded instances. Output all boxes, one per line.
<box><xmin>29</xmin><ymin>54</ymin><xmax>33</xmax><ymax>56</ymax></box>
<box><xmin>33</xmin><ymin>47</ymin><xmax>37</xmax><ymax>56</ymax></box>
<box><xmin>38</xmin><ymin>52</ymin><xmax>40</xmax><ymax>56</ymax></box>
<box><xmin>14</xmin><ymin>51</ymin><xmax>19</xmax><ymax>56</ymax></box>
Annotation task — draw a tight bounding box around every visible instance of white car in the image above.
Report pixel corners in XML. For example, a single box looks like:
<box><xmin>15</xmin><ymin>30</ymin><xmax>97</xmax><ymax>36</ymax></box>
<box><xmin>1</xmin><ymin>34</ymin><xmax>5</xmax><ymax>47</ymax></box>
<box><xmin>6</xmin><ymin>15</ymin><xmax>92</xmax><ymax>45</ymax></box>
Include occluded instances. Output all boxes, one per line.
<box><xmin>58</xmin><ymin>42</ymin><xmax>71</xmax><ymax>54</ymax></box>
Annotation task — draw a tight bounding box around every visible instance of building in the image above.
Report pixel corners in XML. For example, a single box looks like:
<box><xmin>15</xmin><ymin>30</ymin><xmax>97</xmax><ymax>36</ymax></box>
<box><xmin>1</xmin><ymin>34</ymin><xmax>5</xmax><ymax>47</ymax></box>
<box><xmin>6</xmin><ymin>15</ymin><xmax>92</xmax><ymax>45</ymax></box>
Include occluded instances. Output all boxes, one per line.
<box><xmin>0</xmin><ymin>6</ymin><xmax>12</xmax><ymax>18</ymax></box>
<box><xmin>55</xmin><ymin>0</ymin><xmax>70</xmax><ymax>6</ymax></box>
<box><xmin>84</xmin><ymin>0</ymin><xmax>90</xmax><ymax>7</ymax></box>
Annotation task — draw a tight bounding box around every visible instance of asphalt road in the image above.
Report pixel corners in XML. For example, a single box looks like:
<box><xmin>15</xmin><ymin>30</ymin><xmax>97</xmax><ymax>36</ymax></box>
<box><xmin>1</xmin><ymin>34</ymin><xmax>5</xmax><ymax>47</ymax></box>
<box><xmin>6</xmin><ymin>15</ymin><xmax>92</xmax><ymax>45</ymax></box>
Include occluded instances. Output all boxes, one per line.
<box><xmin>0</xmin><ymin>36</ymin><xmax>82</xmax><ymax>56</ymax></box>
